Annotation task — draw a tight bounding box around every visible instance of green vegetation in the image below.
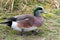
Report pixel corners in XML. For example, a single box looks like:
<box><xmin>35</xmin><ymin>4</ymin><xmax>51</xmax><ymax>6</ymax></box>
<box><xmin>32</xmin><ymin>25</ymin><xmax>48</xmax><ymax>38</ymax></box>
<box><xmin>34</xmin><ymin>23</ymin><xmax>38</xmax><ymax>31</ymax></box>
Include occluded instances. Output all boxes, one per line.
<box><xmin>0</xmin><ymin>0</ymin><xmax>60</xmax><ymax>40</ymax></box>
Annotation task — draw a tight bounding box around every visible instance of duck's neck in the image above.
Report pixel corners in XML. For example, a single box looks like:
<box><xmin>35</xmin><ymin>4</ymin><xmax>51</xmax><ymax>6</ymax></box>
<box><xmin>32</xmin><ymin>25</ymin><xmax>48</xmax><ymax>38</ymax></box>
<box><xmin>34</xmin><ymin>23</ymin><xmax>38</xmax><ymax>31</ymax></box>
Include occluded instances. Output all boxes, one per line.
<box><xmin>34</xmin><ymin>9</ymin><xmax>42</xmax><ymax>17</ymax></box>
<box><xmin>34</xmin><ymin>12</ymin><xmax>42</xmax><ymax>17</ymax></box>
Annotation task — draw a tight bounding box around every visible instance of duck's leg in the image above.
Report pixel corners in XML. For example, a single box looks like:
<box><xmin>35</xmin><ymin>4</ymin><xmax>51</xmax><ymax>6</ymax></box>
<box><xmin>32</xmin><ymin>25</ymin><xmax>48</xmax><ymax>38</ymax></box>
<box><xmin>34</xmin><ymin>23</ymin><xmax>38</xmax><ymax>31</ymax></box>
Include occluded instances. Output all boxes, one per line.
<box><xmin>20</xmin><ymin>29</ymin><xmax>24</xmax><ymax>36</ymax></box>
<box><xmin>31</xmin><ymin>30</ymin><xmax>40</xmax><ymax>35</ymax></box>
<box><xmin>21</xmin><ymin>29</ymin><xmax>28</xmax><ymax>36</ymax></box>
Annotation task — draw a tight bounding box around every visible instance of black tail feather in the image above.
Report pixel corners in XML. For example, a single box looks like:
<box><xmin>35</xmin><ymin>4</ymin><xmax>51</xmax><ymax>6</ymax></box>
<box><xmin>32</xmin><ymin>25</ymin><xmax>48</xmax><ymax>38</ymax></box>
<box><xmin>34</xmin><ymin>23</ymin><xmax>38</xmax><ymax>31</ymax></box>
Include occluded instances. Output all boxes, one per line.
<box><xmin>0</xmin><ymin>22</ymin><xmax>8</xmax><ymax>24</ymax></box>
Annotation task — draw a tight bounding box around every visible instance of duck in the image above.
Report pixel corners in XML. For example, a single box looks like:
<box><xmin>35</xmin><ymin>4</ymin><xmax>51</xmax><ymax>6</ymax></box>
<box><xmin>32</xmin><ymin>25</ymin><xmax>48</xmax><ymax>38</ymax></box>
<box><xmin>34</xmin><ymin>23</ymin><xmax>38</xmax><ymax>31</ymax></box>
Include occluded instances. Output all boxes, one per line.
<box><xmin>0</xmin><ymin>6</ymin><xmax>46</xmax><ymax>35</ymax></box>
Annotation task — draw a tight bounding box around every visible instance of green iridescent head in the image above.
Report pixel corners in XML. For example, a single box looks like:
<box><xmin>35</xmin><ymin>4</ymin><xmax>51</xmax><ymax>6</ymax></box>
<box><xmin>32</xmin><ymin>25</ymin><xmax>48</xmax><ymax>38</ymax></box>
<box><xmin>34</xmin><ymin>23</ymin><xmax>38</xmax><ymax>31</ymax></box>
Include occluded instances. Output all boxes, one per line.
<box><xmin>34</xmin><ymin>6</ymin><xmax>46</xmax><ymax>16</ymax></box>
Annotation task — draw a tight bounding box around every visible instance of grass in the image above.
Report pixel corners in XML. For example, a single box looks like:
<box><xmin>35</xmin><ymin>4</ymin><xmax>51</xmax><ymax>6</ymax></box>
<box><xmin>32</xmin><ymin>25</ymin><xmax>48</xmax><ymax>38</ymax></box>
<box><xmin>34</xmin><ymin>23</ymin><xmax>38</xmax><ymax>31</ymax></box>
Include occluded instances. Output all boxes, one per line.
<box><xmin>0</xmin><ymin>10</ymin><xmax>60</xmax><ymax>40</ymax></box>
<box><xmin>0</xmin><ymin>0</ymin><xmax>60</xmax><ymax>40</ymax></box>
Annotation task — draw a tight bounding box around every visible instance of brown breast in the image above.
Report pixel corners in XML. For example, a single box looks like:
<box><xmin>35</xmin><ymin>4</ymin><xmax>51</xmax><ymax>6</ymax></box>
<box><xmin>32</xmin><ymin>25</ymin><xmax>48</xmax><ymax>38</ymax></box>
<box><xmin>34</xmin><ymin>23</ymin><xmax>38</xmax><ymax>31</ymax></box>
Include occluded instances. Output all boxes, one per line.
<box><xmin>33</xmin><ymin>16</ymin><xmax>44</xmax><ymax>27</ymax></box>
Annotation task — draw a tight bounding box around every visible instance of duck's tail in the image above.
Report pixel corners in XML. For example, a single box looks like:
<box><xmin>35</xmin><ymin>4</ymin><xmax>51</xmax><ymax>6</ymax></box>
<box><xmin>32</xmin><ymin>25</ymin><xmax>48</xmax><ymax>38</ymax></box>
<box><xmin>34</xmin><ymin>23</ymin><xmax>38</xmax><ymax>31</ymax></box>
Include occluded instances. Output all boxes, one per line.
<box><xmin>0</xmin><ymin>21</ymin><xmax>7</xmax><ymax>24</ymax></box>
<box><xmin>0</xmin><ymin>22</ymin><xmax>6</xmax><ymax>24</ymax></box>
<box><xmin>0</xmin><ymin>20</ymin><xmax>9</xmax><ymax>24</ymax></box>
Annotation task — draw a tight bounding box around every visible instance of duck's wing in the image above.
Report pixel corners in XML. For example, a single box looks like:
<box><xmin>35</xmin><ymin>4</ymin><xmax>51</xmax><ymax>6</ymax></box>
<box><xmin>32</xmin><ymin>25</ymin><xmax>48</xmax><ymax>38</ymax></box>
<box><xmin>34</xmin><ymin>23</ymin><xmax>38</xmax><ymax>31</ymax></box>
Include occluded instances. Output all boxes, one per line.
<box><xmin>16</xmin><ymin>15</ymin><xmax>35</xmax><ymax>28</ymax></box>
<box><xmin>7</xmin><ymin>14</ymin><xmax>34</xmax><ymax>21</ymax></box>
<box><xmin>13</xmin><ymin>14</ymin><xmax>34</xmax><ymax>20</ymax></box>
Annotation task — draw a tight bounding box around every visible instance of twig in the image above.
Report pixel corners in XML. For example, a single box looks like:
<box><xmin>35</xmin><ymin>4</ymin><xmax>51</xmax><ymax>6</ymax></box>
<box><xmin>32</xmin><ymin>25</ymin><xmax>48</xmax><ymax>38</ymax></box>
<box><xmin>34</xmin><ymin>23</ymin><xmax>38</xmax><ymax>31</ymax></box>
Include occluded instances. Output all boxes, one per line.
<box><xmin>11</xmin><ymin>0</ymin><xmax>14</xmax><ymax>12</ymax></box>
<box><xmin>4</xmin><ymin>0</ymin><xmax>10</xmax><ymax>7</ymax></box>
<box><xmin>1</xmin><ymin>0</ymin><xmax>4</xmax><ymax>7</ymax></box>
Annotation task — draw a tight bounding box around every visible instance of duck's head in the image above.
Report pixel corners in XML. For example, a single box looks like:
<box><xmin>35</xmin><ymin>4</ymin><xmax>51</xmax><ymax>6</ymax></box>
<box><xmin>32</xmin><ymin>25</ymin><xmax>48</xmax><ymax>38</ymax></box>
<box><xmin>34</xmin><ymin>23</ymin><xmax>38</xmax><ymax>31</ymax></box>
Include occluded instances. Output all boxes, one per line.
<box><xmin>34</xmin><ymin>6</ymin><xmax>46</xmax><ymax>16</ymax></box>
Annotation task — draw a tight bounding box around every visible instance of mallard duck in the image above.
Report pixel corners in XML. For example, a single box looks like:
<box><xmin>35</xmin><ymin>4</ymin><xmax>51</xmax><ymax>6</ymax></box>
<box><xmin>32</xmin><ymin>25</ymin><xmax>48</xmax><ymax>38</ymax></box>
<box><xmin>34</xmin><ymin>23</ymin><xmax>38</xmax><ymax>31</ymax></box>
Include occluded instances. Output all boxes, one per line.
<box><xmin>0</xmin><ymin>6</ymin><xmax>46</xmax><ymax>35</ymax></box>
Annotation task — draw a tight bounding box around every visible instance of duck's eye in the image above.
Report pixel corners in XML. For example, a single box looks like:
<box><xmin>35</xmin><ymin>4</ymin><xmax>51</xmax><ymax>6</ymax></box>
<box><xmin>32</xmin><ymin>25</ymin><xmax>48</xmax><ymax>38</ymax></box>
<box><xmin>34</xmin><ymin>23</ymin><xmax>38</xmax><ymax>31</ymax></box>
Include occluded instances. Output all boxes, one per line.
<box><xmin>39</xmin><ymin>8</ymin><xmax>42</xmax><ymax>10</ymax></box>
